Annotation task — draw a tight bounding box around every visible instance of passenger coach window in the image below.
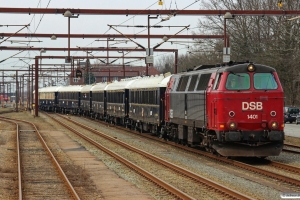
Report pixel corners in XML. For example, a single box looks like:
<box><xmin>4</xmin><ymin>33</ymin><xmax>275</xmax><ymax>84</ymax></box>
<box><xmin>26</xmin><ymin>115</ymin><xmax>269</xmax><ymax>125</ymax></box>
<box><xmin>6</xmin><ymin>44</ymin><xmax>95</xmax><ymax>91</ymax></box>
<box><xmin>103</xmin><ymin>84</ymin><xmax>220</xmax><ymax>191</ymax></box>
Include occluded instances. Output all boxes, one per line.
<box><xmin>196</xmin><ymin>73</ymin><xmax>211</xmax><ymax>91</ymax></box>
<box><xmin>177</xmin><ymin>76</ymin><xmax>189</xmax><ymax>91</ymax></box>
<box><xmin>226</xmin><ymin>73</ymin><xmax>250</xmax><ymax>90</ymax></box>
<box><xmin>254</xmin><ymin>73</ymin><xmax>278</xmax><ymax>90</ymax></box>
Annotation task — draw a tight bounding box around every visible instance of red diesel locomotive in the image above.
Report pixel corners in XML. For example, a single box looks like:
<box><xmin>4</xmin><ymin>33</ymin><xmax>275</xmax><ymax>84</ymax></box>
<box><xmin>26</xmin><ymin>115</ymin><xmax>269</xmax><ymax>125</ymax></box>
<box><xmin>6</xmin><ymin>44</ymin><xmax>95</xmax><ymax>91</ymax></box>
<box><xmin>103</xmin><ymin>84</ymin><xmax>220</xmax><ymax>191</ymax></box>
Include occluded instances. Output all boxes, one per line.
<box><xmin>163</xmin><ymin>62</ymin><xmax>284</xmax><ymax>157</ymax></box>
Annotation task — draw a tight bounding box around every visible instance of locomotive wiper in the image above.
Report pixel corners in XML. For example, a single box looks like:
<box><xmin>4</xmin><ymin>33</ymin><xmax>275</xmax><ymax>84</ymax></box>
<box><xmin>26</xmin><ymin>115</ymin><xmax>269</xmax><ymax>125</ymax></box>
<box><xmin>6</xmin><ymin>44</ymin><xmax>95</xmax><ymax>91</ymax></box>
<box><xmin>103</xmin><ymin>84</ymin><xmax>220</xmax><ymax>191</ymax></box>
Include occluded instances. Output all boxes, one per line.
<box><xmin>229</xmin><ymin>71</ymin><xmax>245</xmax><ymax>77</ymax></box>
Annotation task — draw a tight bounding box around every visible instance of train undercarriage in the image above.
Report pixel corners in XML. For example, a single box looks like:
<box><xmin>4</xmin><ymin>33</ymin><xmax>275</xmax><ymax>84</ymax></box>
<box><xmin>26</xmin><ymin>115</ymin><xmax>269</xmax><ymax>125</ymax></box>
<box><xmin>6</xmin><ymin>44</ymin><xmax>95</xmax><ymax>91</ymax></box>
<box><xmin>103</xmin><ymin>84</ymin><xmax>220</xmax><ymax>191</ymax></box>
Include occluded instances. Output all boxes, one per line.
<box><xmin>41</xmin><ymin>107</ymin><xmax>284</xmax><ymax>157</ymax></box>
<box><xmin>158</xmin><ymin>122</ymin><xmax>284</xmax><ymax>157</ymax></box>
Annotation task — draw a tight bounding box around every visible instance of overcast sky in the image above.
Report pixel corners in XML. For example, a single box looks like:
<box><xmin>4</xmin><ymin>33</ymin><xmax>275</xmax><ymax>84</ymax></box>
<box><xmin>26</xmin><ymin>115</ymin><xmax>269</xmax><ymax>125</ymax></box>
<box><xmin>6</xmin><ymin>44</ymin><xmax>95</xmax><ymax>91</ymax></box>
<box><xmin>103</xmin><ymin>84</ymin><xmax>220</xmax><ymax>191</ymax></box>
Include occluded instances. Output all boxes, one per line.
<box><xmin>1</xmin><ymin>0</ymin><xmax>204</xmax><ymax>74</ymax></box>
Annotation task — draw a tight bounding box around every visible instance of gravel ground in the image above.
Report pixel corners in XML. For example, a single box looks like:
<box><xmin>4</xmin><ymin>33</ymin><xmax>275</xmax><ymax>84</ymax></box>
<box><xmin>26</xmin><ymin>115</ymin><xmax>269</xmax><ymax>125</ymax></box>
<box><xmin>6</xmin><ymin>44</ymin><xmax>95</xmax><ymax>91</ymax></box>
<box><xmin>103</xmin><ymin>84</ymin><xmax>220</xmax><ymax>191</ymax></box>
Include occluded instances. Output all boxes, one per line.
<box><xmin>2</xmin><ymin>109</ymin><xmax>300</xmax><ymax>200</ymax></box>
<box><xmin>55</xmin><ymin>114</ymin><xmax>231</xmax><ymax>199</ymax></box>
<box><xmin>68</xmin><ymin>115</ymin><xmax>300</xmax><ymax>200</ymax></box>
<box><xmin>0</xmin><ymin>120</ymin><xmax>18</xmax><ymax>200</ymax></box>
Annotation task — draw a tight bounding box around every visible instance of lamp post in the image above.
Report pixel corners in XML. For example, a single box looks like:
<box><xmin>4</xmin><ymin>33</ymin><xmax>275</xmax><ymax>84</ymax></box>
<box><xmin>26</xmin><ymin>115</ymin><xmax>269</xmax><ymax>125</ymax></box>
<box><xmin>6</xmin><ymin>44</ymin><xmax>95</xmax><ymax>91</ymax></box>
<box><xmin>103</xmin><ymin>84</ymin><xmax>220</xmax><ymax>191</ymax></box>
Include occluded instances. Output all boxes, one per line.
<box><xmin>223</xmin><ymin>12</ymin><xmax>234</xmax><ymax>63</ymax></box>
<box><xmin>64</xmin><ymin>10</ymin><xmax>78</xmax><ymax>63</ymax></box>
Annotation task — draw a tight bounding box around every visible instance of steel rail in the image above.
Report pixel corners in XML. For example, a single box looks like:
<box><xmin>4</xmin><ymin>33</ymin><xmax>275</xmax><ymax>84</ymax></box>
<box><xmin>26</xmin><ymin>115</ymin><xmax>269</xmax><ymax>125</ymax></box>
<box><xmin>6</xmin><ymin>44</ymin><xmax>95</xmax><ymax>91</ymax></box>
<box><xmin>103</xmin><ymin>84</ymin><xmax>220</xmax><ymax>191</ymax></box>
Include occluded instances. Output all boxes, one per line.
<box><xmin>0</xmin><ymin>118</ymin><xmax>23</xmax><ymax>199</ymax></box>
<box><xmin>283</xmin><ymin>144</ymin><xmax>300</xmax><ymax>154</ymax></box>
<box><xmin>46</xmin><ymin>113</ymin><xmax>195</xmax><ymax>200</ymax></box>
<box><xmin>57</xmin><ymin>113</ymin><xmax>254</xmax><ymax>200</ymax></box>
<box><xmin>0</xmin><ymin>116</ymin><xmax>80</xmax><ymax>200</ymax></box>
<box><xmin>83</xmin><ymin>115</ymin><xmax>300</xmax><ymax>188</ymax></box>
<box><xmin>268</xmin><ymin>160</ymin><xmax>300</xmax><ymax>174</ymax></box>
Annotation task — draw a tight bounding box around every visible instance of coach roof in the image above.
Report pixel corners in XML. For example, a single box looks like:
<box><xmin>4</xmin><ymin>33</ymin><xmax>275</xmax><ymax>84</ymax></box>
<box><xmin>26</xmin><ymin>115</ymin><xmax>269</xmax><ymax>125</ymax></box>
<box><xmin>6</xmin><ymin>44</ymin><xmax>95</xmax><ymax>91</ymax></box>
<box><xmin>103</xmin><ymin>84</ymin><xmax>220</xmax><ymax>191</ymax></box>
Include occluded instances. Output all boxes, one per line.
<box><xmin>80</xmin><ymin>85</ymin><xmax>93</xmax><ymax>93</ymax></box>
<box><xmin>58</xmin><ymin>85</ymin><xmax>83</xmax><ymax>92</ymax></box>
<box><xmin>39</xmin><ymin>86</ymin><xmax>62</xmax><ymax>93</ymax></box>
<box><xmin>127</xmin><ymin>73</ymin><xmax>171</xmax><ymax>89</ymax></box>
<box><xmin>105</xmin><ymin>77</ymin><xmax>140</xmax><ymax>91</ymax></box>
<box><xmin>91</xmin><ymin>82</ymin><xmax>108</xmax><ymax>92</ymax></box>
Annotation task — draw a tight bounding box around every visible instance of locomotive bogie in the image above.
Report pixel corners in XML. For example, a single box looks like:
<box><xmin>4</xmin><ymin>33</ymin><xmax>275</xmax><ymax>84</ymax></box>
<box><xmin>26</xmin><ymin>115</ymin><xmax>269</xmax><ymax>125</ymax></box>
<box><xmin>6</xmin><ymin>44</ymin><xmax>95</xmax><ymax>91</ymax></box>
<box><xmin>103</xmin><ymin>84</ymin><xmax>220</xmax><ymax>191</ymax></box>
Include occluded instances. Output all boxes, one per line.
<box><xmin>212</xmin><ymin>142</ymin><xmax>284</xmax><ymax>157</ymax></box>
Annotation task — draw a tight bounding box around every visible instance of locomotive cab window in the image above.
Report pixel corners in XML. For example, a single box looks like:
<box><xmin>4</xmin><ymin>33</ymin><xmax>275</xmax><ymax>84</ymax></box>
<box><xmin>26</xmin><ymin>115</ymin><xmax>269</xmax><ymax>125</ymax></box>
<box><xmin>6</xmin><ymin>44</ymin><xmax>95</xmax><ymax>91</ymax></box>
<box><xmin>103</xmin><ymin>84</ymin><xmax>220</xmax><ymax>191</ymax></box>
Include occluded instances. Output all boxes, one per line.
<box><xmin>254</xmin><ymin>73</ymin><xmax>278</xmax><ymax>90</ymax></box>
<box><xmin>226</xmin><ymin>73</ymin><xmax>250</xmax><ymax>90</ymax></box>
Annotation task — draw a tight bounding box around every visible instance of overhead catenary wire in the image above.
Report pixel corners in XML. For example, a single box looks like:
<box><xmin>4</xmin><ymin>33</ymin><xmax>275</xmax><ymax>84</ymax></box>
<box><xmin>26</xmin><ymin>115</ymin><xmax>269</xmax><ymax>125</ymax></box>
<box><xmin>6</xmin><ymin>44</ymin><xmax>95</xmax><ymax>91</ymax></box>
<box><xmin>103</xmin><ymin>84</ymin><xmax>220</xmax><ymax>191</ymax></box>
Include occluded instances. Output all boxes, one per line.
<box><xmin>2</xmin><ymin>1</ymin><xmax>201</xmax><ymax>70</ymax></box>
<box><xmin>71</xmin><ymin>0</ymin><xmax>201</xmax><ymax>69</ymax></box>
<box><xmin>108</xmin><ymin>25</ymin><xmax>189</xmax><ymax>28</ymax></box>
<box><xmin>2</xmin><ymin>0</ymin><xmax>53</xmax><ymax>68</ymax></box>
<box><xmin>0</xmin><ymin>50</ymin><xmax>27</xmax><ymax>63</ymax></box>
<box><xmin>108</xmin><ymin>25</ymin><xmax>146</xmax><ymax>49</ymax></box>
<box><xmin>153</xmin><ymin>25</ymin><xmax>190</xmax><ymax>49</ymax></box>
<box><xmin>0</xmin><ymin>24</ymin><xmax>30</xmax><ymax>45</ymax></box>
<box><xmin>85</xmin><ymin>0</ymin><xmax>198</xmax><ymax>53</ymax></box>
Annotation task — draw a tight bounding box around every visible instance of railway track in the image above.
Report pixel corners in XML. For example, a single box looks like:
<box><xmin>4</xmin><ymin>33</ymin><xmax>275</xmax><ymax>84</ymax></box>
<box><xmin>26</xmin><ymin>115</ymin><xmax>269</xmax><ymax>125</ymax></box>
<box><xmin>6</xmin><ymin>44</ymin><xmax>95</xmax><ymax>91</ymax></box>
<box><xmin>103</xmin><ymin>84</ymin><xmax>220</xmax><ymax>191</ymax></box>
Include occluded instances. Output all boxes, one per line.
<box><xmin>75</xmin><ymin>114</ymin><xmax>300</xmax><ymax>192</ymax></box>
<box><xmin>0</xmin><ymin>116</ymin><xmax>79</xmax><ymax>200</ymax></box>
<box><xmin>46</xmin><ymin>112</ymin><xmax>254</xmax><ymax>200</ymax></box>
<box><xmin>283</xmin><ymin>143</ymin><xmax>300</xmax><ymax>154</ymax></box>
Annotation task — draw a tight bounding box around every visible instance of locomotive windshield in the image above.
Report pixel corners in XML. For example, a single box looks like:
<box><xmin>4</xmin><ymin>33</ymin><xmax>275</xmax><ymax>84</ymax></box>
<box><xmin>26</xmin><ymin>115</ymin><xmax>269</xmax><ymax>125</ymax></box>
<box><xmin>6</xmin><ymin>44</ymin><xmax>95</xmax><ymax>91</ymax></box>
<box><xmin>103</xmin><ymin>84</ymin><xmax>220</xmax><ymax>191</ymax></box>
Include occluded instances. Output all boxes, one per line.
<box><xmin>254</xmin><ymin>73</ymin><xmax>278</xmax><ymax>90</ymax></box>
<box><xmin>226</xmin><ymin>73</ymin><xmax>250</xmax><ymax>90</ymax></box>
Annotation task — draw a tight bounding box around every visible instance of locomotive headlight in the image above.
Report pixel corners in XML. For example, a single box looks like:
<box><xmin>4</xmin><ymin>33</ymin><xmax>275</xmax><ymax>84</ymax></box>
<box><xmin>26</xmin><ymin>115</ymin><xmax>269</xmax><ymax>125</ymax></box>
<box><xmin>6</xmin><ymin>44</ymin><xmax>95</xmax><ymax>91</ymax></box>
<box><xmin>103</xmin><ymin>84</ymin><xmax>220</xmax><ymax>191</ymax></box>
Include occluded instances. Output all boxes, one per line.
<box><xmin>270</xmin><ymin>121</ymin><xmax>278</xmax><ymax>129</ymax></box>
<box><xmin>247</xmin><ymin>64</ymin><xmax>256</xmax><ymax>72</ymax></box>
<box><xmin>228</xmin><ymin>121</ymin><xmax>237</xmax><ymax>130</ymax></box>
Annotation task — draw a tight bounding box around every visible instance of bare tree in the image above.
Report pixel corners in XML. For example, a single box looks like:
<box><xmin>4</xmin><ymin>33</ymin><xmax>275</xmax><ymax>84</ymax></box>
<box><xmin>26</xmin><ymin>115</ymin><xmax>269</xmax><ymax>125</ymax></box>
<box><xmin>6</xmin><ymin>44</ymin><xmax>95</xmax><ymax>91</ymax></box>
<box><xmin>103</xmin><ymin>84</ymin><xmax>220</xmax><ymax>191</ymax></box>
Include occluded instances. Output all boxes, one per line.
<box><xmin>196</xmin><ymin>0</ymin><xmax>300</xmax><ymax>106</ymax></box>
<box><xmin>155</xmin><ymin>54</ymin><xmax>175</xmax><ymax>73</ymax></box>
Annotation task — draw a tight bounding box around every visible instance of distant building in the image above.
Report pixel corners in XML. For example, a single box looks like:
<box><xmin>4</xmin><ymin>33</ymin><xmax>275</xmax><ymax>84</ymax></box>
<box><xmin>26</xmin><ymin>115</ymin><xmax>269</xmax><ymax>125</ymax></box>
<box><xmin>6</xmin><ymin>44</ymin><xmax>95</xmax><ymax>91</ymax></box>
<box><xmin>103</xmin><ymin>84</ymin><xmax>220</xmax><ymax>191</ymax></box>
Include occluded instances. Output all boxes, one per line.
<box><xmin>69</xmin><ymin>64</ymin><xmax>161</xmax><ymax>85</ymax></box>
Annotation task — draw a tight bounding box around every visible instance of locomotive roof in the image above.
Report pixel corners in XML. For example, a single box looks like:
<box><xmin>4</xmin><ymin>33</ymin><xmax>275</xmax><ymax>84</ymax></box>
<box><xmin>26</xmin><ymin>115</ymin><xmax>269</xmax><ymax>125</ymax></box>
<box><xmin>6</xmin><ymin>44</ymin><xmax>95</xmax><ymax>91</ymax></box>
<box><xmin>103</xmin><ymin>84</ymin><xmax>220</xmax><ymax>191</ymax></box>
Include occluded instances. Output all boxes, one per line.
<box><xmin>38</xmin><ymin>86</ymin><xmax>62</xmax><ymax>93</ymax></box>
<box><xmin>178</xmin><ymin>63</ymin><xmax>275</xmax><ymax>76</ymax></box>
<box><xmin>105</xmin><ymin>77</ymin><xmax>140</xmax><ymax>91</ymax></box>
<box><xmin>90</xmin><ymin>82</ymin><xmax>108</xmax><ymax>92</ymax></box>
<box><xmin>80</xmin><ymin>84</ymin><xmax>94</xmax><ymax>92</ymax></box>
<box><xmin>58</xmin><ymin>85</ymin><xmax>83</xmax><ymax>92</ymax></box>
<box><xmin>127</xmin><ymin>73</ymin><xmax>171</xmax><ymax>89</ymax></box>
<box><xmin>220</xmin><ymin>63</ymin><xmax>275</xmax><ymax>73</ymax></box>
